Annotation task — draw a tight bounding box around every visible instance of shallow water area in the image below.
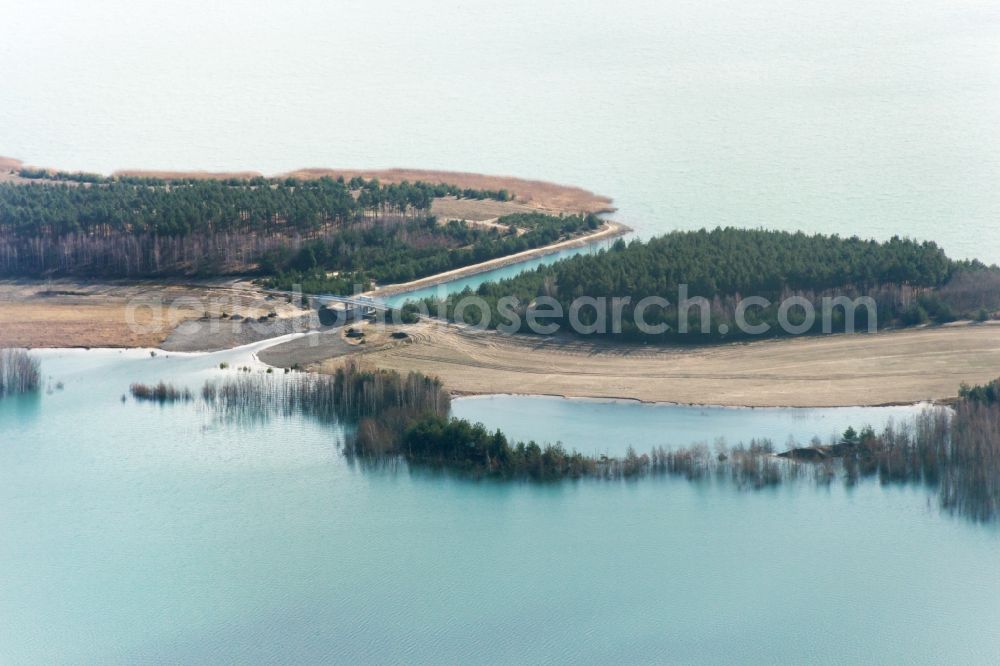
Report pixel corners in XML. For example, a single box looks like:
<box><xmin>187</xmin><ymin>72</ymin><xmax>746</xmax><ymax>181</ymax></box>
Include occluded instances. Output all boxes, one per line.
<box><xmin>1</xmin><ymin>350</ymin><xmax>998</xmax><ymax>663</ymax></box>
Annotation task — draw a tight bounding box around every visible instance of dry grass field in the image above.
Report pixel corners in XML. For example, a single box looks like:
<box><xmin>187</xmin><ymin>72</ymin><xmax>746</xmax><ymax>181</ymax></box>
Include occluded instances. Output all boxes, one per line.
<box><xmin>306</xmin><ymin>320</ymin><xmax>1000</xmax><ymax>407</ymax></box>
<box><xmin>280</xmin><ymin>167</ymin><xmax>615</xmax><ymax>214</ymax></box>
<box><xmin>6</xmin><ymin>154</ymin><xmax>615</xmax><ymax>214</ymax></box>
<box><xmin>429</xmin><ymin>196</ymin><xmax>539</xmax><ymax>221</ymax></box>
<box><xmin>0</xmin><ymin>280</ymin><xmax>302</xmax><ymax>348</ymax></box>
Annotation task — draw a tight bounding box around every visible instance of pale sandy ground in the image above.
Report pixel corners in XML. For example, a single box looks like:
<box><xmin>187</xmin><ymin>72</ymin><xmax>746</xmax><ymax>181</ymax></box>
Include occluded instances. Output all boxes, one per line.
<box><xmin>7</xmin><ymin>275</ymin><xmax>1000</xmax><ymax>406</ymax></box>
<box><xmin>258</xmin><ymin>324</ymin><xmax>406</xmax><ymax>370</ymax></box>
<box><xmin>0</xmin><ymin>156</ymin><xmax>23</xmax><ymax>175</ymax></box>
<box><xmin>0</xmin><ymin>218</ymin><xmax>626</xmax><ymax>348</ymax></box>
<box><xmin>429</xmin><ymin>196</ymin><xmax>539</xmax><ymax>221</ymax></box>
<box><xmin>295</xmin><ymin>320</ymin><xmax>1000</xmax><ymax>407</ymax></box>
<box><xmin>0</xmin><ymin>156</ymin><xmax>622</xmax><ymax>347</ymax></box>
<box><xmin>0</xmin><ymin>156</ymin><xmax>38</xmax><ymax>184</ymax></box>
<box><xmin>10</xmin><ymin>154</ymin><xmax>996</xmax><ymax>406</ymax></box>
<box><xmin>0</xmin><ymin>280</ymin><xmax>307</xmax><ymax>348</ymax></box>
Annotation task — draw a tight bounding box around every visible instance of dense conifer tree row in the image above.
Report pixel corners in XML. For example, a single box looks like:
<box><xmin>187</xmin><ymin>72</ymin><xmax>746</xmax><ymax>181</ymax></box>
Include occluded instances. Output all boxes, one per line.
<box><xmin>263</xmin><ymin>213</ymin><xmax>600</xmax><ymax>291</ymax></box>
<box><xmin>422</xmin><ymin>227</ymin><xmax>999</xmax><ymax>339</ymax></box>
<box><xmin>0</xmin><ymin>175</ymin><xmax>606</xmax><ymax>281</ymax></box>
<box><xmin>0</xmin><ymin>173</ymin><xmax>509</xmax><ymax>237</ymax></box>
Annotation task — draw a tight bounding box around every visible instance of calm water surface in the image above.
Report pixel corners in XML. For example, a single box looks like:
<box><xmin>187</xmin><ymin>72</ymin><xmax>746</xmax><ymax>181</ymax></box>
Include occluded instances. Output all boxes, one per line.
<box><xmin>2</xmin><ymin>1</ymin><xmax>1000</xmax><ymax>662</ymax></box>
<box><xmin>1</xmin><ymin>350</ymin><xmax>998</xmax><ymax>663</ymax></box>
<box><xmin>1</xmin><ymin>0</ymin><xmax>999</xmax><ymax>263</ymax></box>
<box><xmin>380</xmin><ymin>242</ymin><xmax>622</xmax><ymax>308</ymax></box>
<box><xmin>452</xmin><ymin>394</ymin><xmax>926</xmax><ymax>457</ymax></box>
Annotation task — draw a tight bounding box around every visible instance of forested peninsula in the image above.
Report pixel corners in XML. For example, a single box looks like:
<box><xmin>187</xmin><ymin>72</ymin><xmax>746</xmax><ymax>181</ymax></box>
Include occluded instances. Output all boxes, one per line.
<box><xmin>0</xmin><ymin>167</ymin><xmax>604</xmax><ymax>290</ymax></box>
<box><xmin>422</xmin><ymin>228</ymin><xmax>1000</xmax><ymax>340</ymax></box>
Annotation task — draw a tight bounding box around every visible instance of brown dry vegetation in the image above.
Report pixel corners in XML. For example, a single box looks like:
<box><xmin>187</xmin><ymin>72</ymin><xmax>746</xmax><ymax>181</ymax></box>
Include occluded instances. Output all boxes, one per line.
<box><xmin>1</xmin><ymin>156</ymin><xmax>92</xmax><ymax>184</ymax></box>
<box><xmin>112</xmin><ymin>168</ymin><xmax>265</xmax><ymax>180</ymax></box>
<box><xmin>0</xmin><ymin>156</ymin><xmax>23</xmax><ymax>171</ymax></box>
<box><xmin>303</xmin><ymin>320</ymin><xmax>1000</xmax><ymax>407</ymax></box>
<box><xmin>0</xmin><ymin>156</ymin><xmax>29</xmax><ymax>183</ymax></box>
<box><xmin>3</xmin><ymin>155</ymin><xmax>613</xmax><ymax>214</ymax></box>
<box><xmin>281</xmin><ymin>168</ymin><xmax>614</xmax><ymax>214</ymax></box>
<box><xmin>0</xmin><ymin>280</ymin><xmax>304</xmax><ymax>348</ymax></box>
<box><xmin>429</xmin><ymin>196</ymin><xmax>539</xmax><ymax>221</ymax></box>
<box><xmin>0</xmin><ymin>155</ymin><xmax>624</xmax><ymax>349</ymax></box>
<box><xmin>0</xmin><ymin>301</ymin><xmax>174</xmax><ymax>348</ymax></box>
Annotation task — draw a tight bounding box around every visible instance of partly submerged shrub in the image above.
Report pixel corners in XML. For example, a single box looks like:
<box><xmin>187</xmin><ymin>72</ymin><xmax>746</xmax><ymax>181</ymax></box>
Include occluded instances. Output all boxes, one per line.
<box><xmin>0</xmin><ymin>349</ymin><xmax>41</xmax><ymax>397</ymax></box>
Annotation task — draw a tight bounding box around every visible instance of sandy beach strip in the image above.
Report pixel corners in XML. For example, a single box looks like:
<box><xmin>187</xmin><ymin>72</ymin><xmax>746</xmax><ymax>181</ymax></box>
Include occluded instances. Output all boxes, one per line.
<box><xmin>277</xmin><ymin>319</ymin><xmax>1000</xmax><ymax>408</ymax></box>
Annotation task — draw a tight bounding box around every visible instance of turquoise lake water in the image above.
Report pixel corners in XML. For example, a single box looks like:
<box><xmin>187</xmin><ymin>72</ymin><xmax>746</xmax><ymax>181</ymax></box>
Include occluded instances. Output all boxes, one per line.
<box><xmin>451</xmin><ymin>395</ymin><xmax>926</xmax><ymax>458</ymax></box>
<box><xmin>379</xmin><ymin>246</ymin><xmax>598</xmax><ymax>310</ymax></box>
<box><xmin>1</xmin><ymin>0</ymin><xmax>999</xmax><ymax>263</ymax></box>
<box><xmin>2</xmin><ymin>0</ymin><xmax>1000</xmax><ymax>661</ymax></box>
<box><xmin>1</xmin><ymin>350</ymin><xmax>999</xmax><ymax>663</ymax></box>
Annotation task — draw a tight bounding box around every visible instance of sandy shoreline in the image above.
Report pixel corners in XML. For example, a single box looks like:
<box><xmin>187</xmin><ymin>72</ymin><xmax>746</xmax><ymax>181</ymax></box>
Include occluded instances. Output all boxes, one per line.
<box><xmin>264</xmin><ymin>319</ymin><xmax>1000</xmax><ymax>408</ymax></box>
<box><xmin>6</xmin><ymin>278</ymin><xmax>998</xmax><ymax>407</ymax></box>
<box><xmin>0</xmin><ymin>156</ymin><xmax>624</xmax><ymax>347</ymax></box>
<box><xmin>4</xmin><ymin>155</ymin><xmax>997</xmax><ymax>408</ymax></box>
<box><xmin>444</xmin><ymin>390</ymin><xmax>930</xmax><ymax>410</ymax></box>
<box><xmin>0</xmin><ymin>219</ymin><xmax>628</xmax><ymax>349</ymax></box>
<box><xmin>0</xmin><ymin>279</ymin><xmax>308</xmax><ymax>349</ymax></box>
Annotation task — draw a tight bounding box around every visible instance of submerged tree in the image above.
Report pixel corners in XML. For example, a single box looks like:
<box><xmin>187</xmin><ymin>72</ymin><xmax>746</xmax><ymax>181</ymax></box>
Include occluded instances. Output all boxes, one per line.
<box><xmin>129</xmin><ymin>382</ymin><xmax>193</xmax><ymax>403</ymax></box>
<box><xmin>129</xmin><ymin>365</ymin><xmax>1000</xmax><ymax>522</ymax></box>
<box><xmin>0</xmin><ymin>348</ymin><xmax>40</xmax><ymax>397</ymax></box>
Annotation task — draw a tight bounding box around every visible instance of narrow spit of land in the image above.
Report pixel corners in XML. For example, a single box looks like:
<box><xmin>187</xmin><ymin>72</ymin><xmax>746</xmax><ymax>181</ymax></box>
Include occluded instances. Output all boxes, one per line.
<box><xmin>0</xmin><ymin>157</ymin><xmax>624</xmax><ymax>349</ymax></box>
<box><xmin>366</xmin><ymin>220</ymin><xmax>628</xmax><ymax>298</ymax></box>
<box><xmin>6</xmin><ymin>155</ymin><xmax>999</xmax><ymax>409</ymax></box>
<box><xmin>0</xmin><ymin>213</ymin><xmax>627</xmax><ymax>350</ymax></box>
<box><xmin>257</xmin><ymin>319</ymin><xmax>1000</xmax><ymax>408</ymax></box>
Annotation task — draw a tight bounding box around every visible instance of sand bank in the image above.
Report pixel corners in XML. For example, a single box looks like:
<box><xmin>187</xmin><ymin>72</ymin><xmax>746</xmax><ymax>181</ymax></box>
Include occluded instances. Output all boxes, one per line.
<box><xmin>0</xmin><ymin>280</ymin><xmax>307</xmax><ymax>349</ymax></box>
<box><xmin>269</xmin><ymin>320</ymin><xmax>1000</xmax><ymax>408</ymax></box>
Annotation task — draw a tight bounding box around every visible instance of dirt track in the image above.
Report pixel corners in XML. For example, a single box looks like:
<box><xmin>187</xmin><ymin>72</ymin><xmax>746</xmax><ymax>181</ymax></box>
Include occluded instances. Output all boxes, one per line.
<box><xmin>303</xmin><ymin>320</ymin><xmax>1000</xmax><ymax>407</ymax></box>
<box><xmin>367</xmin><ymin>220</ymin><xmax>629</xmax><ymax>297</ymax></box>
